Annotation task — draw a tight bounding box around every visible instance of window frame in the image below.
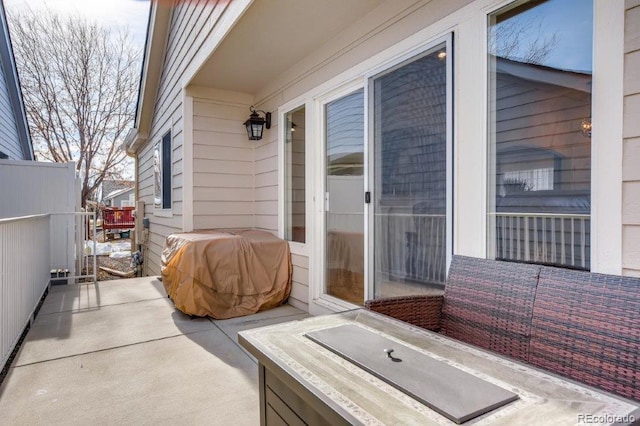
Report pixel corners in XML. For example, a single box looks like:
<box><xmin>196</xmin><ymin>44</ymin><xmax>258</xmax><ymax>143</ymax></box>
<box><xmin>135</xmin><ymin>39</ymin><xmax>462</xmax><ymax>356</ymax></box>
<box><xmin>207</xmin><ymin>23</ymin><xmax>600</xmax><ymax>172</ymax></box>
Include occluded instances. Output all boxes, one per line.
<box><xmin>278</xmin><ymin>98</ymin><xmax>312</xmax><ymax>256</ymax></box>
<box><xmin>281</xmin><ymin>104</ymin><xmax>307</xmax><ymax>245</ymax></box>
<box><xmin>153</xmin><ymin>130</ymin><xmax>172</xmax><ymax>216</ymax></box>
<box><xmin>483</xmin><ymin>0</ymin><xmax>623</xmax><ymax>273</ymax></box>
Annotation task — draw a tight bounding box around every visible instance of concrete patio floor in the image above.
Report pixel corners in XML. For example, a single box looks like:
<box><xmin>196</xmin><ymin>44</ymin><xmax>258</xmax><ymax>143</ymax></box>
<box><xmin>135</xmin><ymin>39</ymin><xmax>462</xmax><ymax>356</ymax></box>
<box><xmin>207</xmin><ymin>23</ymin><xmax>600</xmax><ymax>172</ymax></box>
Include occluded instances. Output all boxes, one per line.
<box><xmin>0</xmin><ymin>277</ymin><xmax>309</xmax><ymax>425</ymax></box>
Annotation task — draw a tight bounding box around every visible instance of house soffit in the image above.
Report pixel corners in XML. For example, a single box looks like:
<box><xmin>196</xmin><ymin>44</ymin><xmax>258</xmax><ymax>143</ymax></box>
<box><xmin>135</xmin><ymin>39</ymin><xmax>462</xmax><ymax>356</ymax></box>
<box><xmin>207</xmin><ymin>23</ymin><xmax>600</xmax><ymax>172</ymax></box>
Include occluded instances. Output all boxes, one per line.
<box><xmin>190</xmin><ymin>0</ymin><xmax>382</xmax><ymax>94</ymax></box>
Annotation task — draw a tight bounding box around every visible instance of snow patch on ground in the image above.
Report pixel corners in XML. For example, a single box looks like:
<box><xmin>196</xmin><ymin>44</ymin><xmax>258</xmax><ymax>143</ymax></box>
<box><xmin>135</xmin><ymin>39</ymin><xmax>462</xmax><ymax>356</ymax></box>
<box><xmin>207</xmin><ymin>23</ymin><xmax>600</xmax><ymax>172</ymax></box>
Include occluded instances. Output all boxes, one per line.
<box><xmin>85</xmin><ymin>240</ymin><xmax>131</xmax><ymax>256</ymax></box>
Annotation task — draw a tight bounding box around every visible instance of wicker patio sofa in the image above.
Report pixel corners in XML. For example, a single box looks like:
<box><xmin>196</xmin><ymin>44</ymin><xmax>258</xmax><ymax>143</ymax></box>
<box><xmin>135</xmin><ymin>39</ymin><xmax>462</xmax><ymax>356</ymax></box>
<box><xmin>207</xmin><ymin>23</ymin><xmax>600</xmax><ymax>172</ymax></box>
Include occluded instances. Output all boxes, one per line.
<box><xmin>365</xmin><ymin>255</ymin><xmax>640</xmax><ymax>402</ymax></box>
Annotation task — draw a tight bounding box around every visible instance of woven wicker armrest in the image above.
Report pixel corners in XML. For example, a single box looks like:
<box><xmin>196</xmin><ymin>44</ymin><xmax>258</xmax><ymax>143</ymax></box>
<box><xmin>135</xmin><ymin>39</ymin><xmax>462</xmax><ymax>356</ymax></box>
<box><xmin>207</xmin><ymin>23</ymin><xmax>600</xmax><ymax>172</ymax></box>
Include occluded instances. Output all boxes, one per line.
<box><xmin>364</xmin><ymin>294</ymin><xmax>444</xmax><ymax>331</ymax></box>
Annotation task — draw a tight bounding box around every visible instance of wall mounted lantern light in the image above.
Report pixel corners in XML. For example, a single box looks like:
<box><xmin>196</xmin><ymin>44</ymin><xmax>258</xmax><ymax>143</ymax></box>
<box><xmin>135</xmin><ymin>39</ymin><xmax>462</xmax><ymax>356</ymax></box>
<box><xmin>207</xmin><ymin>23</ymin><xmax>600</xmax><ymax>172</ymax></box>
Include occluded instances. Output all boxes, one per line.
<box><xmin>244</xmin><ymin>106</ymin><xmax>271</xmax><ymax>141</ymax></box>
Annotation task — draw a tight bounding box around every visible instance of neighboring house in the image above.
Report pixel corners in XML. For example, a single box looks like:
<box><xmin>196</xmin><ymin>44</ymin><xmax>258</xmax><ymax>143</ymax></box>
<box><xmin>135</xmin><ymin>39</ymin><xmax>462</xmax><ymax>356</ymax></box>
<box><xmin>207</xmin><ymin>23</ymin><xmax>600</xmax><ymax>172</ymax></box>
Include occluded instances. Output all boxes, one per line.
<box><xmin>103</xmin><ymin>186</ymin><xmax>135</xmax><ymax>208</ymax></box>
<box><xmin>98</xmin><ymin>179</ymin><xmax>135</xmax><ymax>205</ymax></box>
<box><xmin>0</xmin><ymin>0</ymin><xmax>32</xmax><ymax>160</ymax></box>
<box><xmin>124</xmin><ymin>0</ymin><xmax>640</xmax><ymax>316</ymax></box>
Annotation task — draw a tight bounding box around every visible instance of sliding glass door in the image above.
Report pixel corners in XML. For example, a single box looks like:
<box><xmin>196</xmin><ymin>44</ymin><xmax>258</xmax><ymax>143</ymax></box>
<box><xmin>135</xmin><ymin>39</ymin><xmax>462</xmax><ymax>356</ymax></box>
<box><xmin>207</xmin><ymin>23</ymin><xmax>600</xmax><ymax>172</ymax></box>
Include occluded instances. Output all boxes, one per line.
<box><xmin>370</xmin><ymin>37</ymin><xmax>452</xmax><ymax>299</ymax></box>
<box><xmin>320</xmin><ymin>36</ymin><xmax>452</xmax><ymax>306</ymax></box>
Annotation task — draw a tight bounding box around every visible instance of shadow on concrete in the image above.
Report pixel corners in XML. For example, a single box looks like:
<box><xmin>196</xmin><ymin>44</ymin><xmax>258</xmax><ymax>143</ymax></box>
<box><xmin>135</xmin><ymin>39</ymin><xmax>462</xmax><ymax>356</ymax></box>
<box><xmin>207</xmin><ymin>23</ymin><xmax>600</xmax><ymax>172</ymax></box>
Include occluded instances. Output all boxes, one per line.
<box><xmin>171</xmin><ymin>300</ymin><xmax>309</xmax><ymax>383</ymax></box>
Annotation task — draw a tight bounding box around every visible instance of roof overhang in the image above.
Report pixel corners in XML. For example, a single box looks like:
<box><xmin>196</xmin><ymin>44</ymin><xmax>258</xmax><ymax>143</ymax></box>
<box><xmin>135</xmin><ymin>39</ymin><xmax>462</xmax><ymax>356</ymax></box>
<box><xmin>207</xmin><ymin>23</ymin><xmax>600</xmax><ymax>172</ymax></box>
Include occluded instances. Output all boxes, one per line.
<box><xmin>123</xmin><ymin>128</ymin><xmax>147</xmax><ymax>156</ymax></box>
<box><xmin>189</xmin><ymin>0</ymin><xmax>382</xmax><ymax>94</ymax></box>
<box><xmin>495</xmin><ymin>56</ymin><xmax>592</xmax><ymax>93</ymax></box>
<box><xmin>124</xmin><ymin>0</ymin><xmax>382</xmax><ymax>155</ymax></box>
<box><xmin>124</xmin><ymin>0</ymin><xmax>172</xmax><ymax>155</ymax></box>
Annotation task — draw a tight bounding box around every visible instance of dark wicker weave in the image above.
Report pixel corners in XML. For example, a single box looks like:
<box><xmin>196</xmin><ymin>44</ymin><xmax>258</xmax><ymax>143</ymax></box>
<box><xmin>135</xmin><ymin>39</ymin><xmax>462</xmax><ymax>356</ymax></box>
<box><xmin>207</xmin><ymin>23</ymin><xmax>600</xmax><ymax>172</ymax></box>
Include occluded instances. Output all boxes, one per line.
<box><xmin>530</xmin><ymin>267</ymin><xmax>640</xmax><ymax>402</ymax></box>
<box><xmin>441</xmin><ymin>256</ymin><xmax>541</xmax><ymax>362</ymax></box>
<box><xmin>365</xmin><ymin>295</ymin><xmax>443</xmax><ymax>331</ymax></box>
<box><xmin>365</xmin><ymin>256</ymin><xmax>540</xmax><ymax>362</ymax></box>
<box><xmin>365</xmin><ymin>256</ymin><xmax>640</xmax><ymax>403</ymax></box>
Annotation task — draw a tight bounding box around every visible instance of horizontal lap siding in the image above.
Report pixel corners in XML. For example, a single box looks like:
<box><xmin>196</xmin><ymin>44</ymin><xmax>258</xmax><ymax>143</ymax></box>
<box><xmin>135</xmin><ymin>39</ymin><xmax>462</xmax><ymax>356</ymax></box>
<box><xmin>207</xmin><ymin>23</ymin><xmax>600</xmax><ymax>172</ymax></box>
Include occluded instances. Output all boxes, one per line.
<box><xmin>192</xmin><ymin>97</ymin><xmax>254</xmax><ymax>230</ymax></box>
<box><xmin>255</xmin><ymin>127</ymin><xmax>278</xmax><ymax>233</ymax></box>
<box><xmin>495</xmin><ymin>73</ymin><xmax>592</xmax><ymax>192</ymax></box>
<box><xmin>623</xmin><ymin>3</ymin><xmax>640</xmax><ymax>275</ymax></box>
<box><xmin>139</xmin><ymin>0</ymin><xmax>231</xmax><ymax>275</ymax></box>
<box><xmin>290</xmin><ymin>253</ymin><xmax>309</xmax><ymax>312</ymax></box>
<box><xmin>0</xmin><ymin>65</ymin><xmax>22</xmax><ymax>159</ymax></box>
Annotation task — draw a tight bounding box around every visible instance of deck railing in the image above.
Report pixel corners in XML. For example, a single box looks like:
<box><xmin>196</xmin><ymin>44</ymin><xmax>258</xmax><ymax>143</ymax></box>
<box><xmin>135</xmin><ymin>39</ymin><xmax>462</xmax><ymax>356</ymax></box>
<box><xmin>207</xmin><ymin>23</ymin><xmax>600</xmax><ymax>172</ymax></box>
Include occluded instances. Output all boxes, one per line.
<box><xmin>0</xmin><ymin>212</ymin><xmax>96</xmax><ymax>372</ymax></box>
<box><xmin>50</xmin><ymin>212</ymin><xmax>97</xmax><ymax>283</ymax></box>
<box><xmin>376</xmin><ymin>211</ymin><xmax>590</xmax><ymax>287</ymax></box>
<box><xmin>494</xmin><ymin>212</ymin><xmax>590</xmax><ymax>269</ymax></box>
<box><xmin>376</xmin><ymin>213</ymin><xmax>447</xmax><ymax>286</ymax></box>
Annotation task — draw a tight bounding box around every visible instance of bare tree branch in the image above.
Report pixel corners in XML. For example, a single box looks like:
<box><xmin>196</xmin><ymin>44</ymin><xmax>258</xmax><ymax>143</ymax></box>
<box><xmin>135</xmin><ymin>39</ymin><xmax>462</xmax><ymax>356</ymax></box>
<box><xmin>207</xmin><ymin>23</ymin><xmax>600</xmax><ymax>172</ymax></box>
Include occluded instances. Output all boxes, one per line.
<box><xmin>489</xmin><ymin>13</ymin><xmax>558</xmax><ymax>66</ymax></box>
<box><xmin>7</xmin><ymin>7</ymin><xmax>140</xmax><ymax>206</ymax></box>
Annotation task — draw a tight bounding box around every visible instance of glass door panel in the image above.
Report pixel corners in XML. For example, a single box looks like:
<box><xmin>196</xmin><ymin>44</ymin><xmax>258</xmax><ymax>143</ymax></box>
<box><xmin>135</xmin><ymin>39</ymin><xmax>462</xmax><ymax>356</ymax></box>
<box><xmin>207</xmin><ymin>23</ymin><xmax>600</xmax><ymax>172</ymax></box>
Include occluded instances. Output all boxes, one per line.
<box><xmin>371</xmin><ymin>41</ymin><xmax>451</xmax><ymax>298</ymax></box>
<box><xmin>325</xmin><ymin>90</ymin><xmax>365</xmax><ymax>305</ymax></box>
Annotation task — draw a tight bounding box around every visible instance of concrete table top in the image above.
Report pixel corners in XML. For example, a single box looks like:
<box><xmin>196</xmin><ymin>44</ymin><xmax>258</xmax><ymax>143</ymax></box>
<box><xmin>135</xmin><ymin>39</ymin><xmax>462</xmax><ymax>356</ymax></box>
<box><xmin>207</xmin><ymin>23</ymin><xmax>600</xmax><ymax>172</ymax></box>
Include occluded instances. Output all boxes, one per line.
<box><xmin>239</xmin><ymin>309</ymin><xmax>640</xmax><ymax>425</ymax></box>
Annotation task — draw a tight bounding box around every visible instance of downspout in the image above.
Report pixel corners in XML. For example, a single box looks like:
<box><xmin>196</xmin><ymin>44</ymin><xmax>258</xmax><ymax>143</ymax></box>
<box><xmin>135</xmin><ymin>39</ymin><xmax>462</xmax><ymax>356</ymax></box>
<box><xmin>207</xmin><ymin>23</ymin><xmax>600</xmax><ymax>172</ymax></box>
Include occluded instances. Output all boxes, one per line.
<box><xmin>123</xmin><ymin>129</ymin><xmax>147</xmax><ymax>276</ymax></box>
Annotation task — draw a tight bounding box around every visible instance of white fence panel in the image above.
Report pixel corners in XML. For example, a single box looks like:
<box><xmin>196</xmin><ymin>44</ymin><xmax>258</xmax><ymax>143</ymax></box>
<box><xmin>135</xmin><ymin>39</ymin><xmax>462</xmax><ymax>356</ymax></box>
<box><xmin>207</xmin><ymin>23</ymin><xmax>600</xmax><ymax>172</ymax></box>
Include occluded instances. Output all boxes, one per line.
<box><xmin>0</xmin><ymin>215</ymin><xmax>50</xmax><ymax>371</ymax></box>
<box><xmin>0</xmin><ymin>160</ymin><xmax>78</xmax><ymax>277</ymax></box>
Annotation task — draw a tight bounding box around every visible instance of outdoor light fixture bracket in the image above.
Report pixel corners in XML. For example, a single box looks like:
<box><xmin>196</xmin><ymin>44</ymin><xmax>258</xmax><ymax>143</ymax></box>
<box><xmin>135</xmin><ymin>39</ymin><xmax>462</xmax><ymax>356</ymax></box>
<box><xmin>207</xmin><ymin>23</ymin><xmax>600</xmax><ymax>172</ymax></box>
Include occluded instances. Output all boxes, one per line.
<box><xmin>244</xmin><ymin>106</ymin><xmax>271</xmax><ymax>141</ymax></box>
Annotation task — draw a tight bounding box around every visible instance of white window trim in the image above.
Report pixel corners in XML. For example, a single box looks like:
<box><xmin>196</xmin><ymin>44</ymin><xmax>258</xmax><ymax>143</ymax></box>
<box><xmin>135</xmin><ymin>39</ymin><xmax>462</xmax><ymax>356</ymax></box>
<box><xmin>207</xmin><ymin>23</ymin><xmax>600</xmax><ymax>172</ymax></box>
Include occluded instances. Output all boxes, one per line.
<box><xmin>591</xmin><ymin>0</ymin><xmax>624</xmax><ymax>274</ymax></box>
<box><xmin>482</xmin><ymin>0</ymin><xmax>624</xmax><ymax>273</ymax></box>
<box><xmin>153</xmin><ymin>209</ymin><xmax>173</xmax><ymax>218</ymax></box>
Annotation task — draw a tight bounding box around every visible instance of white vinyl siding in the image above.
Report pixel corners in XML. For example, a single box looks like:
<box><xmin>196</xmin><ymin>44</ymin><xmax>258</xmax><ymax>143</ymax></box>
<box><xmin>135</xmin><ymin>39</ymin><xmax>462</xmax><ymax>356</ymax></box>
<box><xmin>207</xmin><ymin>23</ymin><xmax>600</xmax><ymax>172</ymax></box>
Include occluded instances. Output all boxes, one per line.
<box><xmin>623</xmin><ymin>1</ymin><xmax>640</xmax><ymax>276</ymax></box>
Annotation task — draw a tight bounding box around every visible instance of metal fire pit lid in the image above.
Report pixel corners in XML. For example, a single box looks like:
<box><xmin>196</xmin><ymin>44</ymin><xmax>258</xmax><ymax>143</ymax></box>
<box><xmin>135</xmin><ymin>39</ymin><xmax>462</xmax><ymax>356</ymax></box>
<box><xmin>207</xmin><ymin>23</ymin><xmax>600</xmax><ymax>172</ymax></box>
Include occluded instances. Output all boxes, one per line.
<box><xmin>305</xmin><ymin>324</ymin><xmax>518</xmax><ymax>424</ymax></box>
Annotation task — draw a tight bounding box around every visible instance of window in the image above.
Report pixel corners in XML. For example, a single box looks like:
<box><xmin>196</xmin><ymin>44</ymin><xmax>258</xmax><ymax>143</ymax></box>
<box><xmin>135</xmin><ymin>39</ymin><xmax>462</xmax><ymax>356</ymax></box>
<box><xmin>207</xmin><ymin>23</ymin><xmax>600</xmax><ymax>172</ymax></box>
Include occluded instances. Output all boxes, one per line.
<box><xmin>154</xmin><ymin>131</ymin><xmax>172</xmax><ymax>210</ymax></box>
<box><xmin>0</xmin><ymin>151</ymin><xmax>8</xmax><ymax>159</ymax></box>
<box><xmin>487</xmin><ymin>0</ymin><xmax>593</xmax><ymax>270</ymax></box>
<box><xmin>284</xmin><ymin>106</ymin><xmax>306</xmax><ymax>243</ymax></box>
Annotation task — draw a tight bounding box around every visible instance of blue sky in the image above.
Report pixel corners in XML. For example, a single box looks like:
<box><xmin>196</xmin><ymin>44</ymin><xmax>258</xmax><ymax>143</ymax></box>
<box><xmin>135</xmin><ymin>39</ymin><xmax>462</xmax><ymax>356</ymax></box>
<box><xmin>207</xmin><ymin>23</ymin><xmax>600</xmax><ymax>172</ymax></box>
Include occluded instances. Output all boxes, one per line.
<box><xmin>4</xmin><ymin>0</ymin><xmax>150</xmax><ymax>50</ymax></box>
<box><xmin>498</xmin><ymin>0</ymin><xmax>593</xmax><ymax>73</ymax></box>
<box><xmin>540</xmin><ymin>0</ymin><xmax>593</xmax><ymax>72</ymax></box>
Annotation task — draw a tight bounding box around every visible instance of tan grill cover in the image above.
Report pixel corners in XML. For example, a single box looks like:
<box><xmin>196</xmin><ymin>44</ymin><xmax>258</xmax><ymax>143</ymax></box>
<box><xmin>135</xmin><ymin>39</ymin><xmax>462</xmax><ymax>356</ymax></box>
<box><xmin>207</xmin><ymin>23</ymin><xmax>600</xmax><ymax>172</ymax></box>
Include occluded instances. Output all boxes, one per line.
<box><xmin>161</xmin><ymin>229</ymin><xmax>292</xmax><ymax>319</ymax></box>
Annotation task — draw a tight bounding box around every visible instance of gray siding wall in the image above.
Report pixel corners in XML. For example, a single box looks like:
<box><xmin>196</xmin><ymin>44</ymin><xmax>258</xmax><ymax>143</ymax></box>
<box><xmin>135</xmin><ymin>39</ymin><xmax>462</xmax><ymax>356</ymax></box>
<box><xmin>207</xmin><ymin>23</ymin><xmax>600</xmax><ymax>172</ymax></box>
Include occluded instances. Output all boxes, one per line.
<box><xmin>623</xmin><ymin>0</ymin><xmax>640</xmax><ymax>276</ymax></box>
<box><xmin>0</xmin><ymin>58</ymin><xmax>22</xmax><ymax>160</ymax></box>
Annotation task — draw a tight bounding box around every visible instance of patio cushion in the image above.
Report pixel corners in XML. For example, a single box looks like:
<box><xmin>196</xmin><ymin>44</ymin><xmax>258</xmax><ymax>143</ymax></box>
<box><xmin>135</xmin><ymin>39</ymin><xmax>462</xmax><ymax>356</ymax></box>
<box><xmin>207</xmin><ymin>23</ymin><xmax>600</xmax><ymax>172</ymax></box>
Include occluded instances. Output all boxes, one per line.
<box><xmin>441</xmin><ymin>256</ymin><xmax>541</xmax><ymax>362</ymax></box>
<box><xmin>530</xmin><ymin>268</ymin><xmax>640</xmax><ymax>402</ymax></box>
